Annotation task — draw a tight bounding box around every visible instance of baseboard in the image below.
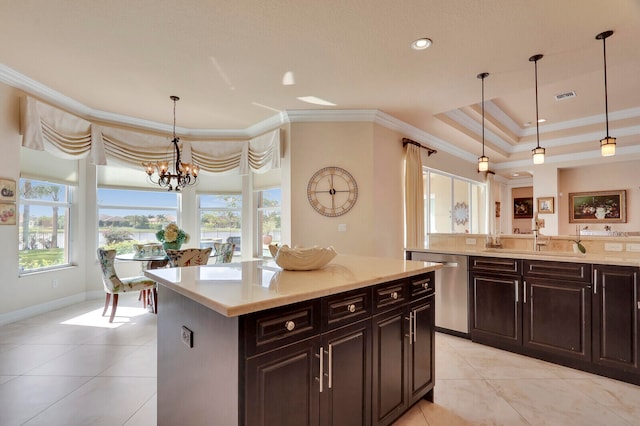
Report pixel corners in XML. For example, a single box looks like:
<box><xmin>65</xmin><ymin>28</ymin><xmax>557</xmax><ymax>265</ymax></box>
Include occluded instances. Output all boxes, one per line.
<box><xmin>0</xmin><ymin>291</ymin><xmax>103</xmax><ymax>326</ymax></box>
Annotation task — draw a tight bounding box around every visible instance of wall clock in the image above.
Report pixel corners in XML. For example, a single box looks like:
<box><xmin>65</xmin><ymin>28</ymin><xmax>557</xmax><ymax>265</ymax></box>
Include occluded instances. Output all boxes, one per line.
<box><xmin>307</xmin><ymin>166</ymin><xmax>358</xmax><ymax>217</ymax></box>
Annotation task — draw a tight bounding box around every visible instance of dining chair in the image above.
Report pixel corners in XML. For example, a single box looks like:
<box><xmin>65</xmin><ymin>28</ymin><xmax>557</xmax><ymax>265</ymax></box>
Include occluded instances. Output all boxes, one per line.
<box><xmin>97</xmin><ymin>248</ymin><xmax>158</xmax><ymax>322</ymax></box>
<box><xmin>165</xmin><ymin>247</ymin><xmax>213</xmax><ymax>267</ymax></box>
<box><xmin>213</xmin><ymin>242</ymin><xmax>235</xmax><ymax>263</ymax></box>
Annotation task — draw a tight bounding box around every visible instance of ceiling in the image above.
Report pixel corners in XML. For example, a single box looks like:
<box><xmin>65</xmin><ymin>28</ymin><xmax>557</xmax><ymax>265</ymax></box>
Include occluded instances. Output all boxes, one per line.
<box><xmin>1</xmin><ymin>0</ymin><xmax>639</xmax><ymax>178</ymax></box>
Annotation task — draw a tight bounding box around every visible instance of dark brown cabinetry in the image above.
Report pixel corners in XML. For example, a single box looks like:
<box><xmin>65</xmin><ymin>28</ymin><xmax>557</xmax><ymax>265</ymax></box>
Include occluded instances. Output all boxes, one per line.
<box><xmin>372</xmin><ymin>276</ymin><xmax>435</xmax><ymax>426</ymax></box>
<box><xmin>469</xmin><ymin>257</ymin><xmax>522</xmax><ymax>349</ymax></box>
<box><xmin>592</xmin><ymin>264</ymin><xmax>639</xmax><ymax>372</ymax></box>
<box><xmin>522</xmin><ymin>260</ymin><xmax>592</xmax><ymax>362</ymax></box>
<box><xmin>244</xmin><ymin>273</ymin><xmax>434</xmax><ymax>426</ymax></box>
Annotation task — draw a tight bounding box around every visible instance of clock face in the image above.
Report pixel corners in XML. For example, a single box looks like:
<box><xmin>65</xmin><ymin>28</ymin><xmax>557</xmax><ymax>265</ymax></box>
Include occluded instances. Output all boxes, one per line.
<box><xmin>307</xmin><ymin>167</ymin><xmax>358</xmax><ymax>217</ymax></box>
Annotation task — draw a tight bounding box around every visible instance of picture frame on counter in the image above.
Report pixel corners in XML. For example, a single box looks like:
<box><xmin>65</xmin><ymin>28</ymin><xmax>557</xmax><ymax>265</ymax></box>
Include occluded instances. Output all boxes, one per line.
<box><xmin>514</xmin><ymin>197</ymin><xmax>534</xmax><ymax>219</ymax></box>
<box><xmin>569</xmin><ymin>189</ymin><xmax>626</xmax><ymax>223</ymax></box>
<box><xmin>0</xmin><ymin>178</ymin><xmax>16</xmax><ymax>202</ymax></box>
<box><xmin>537</xmin><ymin>197</ymin><xmax>554</xmax><ymax>214</ymax></box>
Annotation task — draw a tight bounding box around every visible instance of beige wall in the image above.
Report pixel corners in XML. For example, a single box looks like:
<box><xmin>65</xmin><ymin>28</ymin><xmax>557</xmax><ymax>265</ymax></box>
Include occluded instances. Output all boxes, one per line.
<box><xmin>288</xmin><ymin>121</ymin><xmax>405</xmax><ymax>257</ymax></box>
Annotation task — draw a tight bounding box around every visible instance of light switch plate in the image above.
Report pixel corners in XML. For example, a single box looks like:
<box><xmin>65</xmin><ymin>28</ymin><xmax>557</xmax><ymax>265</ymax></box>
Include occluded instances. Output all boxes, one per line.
<box><xmin>605</xmin><ymin>243</ymin><xmax>623</xmax><ymax>252</ymax></box>
<box><xmin>465</xmin><ymin>238</ymin><xmax>476</xmax><ymax>245</ymax></box>
<box><xmin>627</xmin><ymin>243</ymin><xmax>640</xmax><ymax>252</ymax></box>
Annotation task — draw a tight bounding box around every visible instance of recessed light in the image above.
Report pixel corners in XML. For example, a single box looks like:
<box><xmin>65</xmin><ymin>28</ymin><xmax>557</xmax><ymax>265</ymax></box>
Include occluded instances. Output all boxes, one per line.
<box><xmin>282</xmin><ymin>71</ymin><xmax>295</xmax><ymax>86</ymax></box>
<box><xmin>297</xmin><ymin>96</ymin><xmax>336</xmax><ymax>106</ymax></box>
<box><xmin>411</xmin><ymin>38</ymin><xmax>432</xmax><ymax>50</ymax></box>
<box><xmin>537</xmin><ymin>118</ymin><xmax>546</xmax><ymax>123</ymax></box>
<box><xmin>512</xmin><ymin>173</ymin><xmax>520</xmax><ymax>177</ymax></box>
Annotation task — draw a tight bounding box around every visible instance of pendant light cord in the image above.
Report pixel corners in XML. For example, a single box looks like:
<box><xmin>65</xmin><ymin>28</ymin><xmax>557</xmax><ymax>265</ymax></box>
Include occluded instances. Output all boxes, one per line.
<box><xmin>481</xmin><ymin>76</ymin><xmax>485</xmax><ymax>156</ymax></box>
<box><xmin>534</xmin><ymin>57</ymin><xmax>541</xmax><ymax>149</ymax></box>
<box><xmin>602</xmin><ymin>35</ymin><xmax>610</xmax><ymax>136</ymax></box>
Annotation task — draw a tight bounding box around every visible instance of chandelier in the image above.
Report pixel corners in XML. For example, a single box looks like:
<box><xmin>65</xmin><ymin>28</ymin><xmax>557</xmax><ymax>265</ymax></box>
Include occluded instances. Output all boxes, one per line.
<box><xmin>143</xmin><ymin>96</ymin><xmax>199</xmax><ymax>191</ymax></box>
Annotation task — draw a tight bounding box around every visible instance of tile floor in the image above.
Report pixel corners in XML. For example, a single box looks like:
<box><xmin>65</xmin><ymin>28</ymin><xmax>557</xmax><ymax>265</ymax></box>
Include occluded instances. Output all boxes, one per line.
<box><xmin>1</xmin><ymin>293</ymin><xmax>640</xmax><ymax>425</ymax></box>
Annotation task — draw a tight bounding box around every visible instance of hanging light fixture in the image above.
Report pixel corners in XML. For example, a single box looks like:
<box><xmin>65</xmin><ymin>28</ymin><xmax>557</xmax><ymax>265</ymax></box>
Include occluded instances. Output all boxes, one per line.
<box><xmin>596</xmin><ymin>30</ymin><xmax>616</xmax><ymax>157</ymax></box>
<box><xmin>477</xmin><ymin>72</ymin><xmax>490</xmax><ymax>172</ymax></box>
<box><xmin>143</xmin><ymin>96</ymin><xmax>199</xmax><ymax>191</ymax></box>
<box><xmin>529</xmin><ymin>54</ymin><xmax>545</xmax><ymax>165</ymax></box>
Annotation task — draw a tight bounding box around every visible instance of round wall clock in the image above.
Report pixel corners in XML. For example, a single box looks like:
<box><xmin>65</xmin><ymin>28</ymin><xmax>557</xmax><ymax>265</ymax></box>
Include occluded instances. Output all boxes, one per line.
<box><xmin>307</xmin><ymin>166</ymin><xmax>358</xmax><ymax>217</ymax></box>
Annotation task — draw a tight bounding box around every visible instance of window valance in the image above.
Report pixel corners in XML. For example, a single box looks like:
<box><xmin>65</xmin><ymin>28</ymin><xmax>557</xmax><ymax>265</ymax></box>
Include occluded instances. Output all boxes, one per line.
<box><xmin>20</xmin><ymin>96</ymin><xmax>281</xmax><ymax>175</ymax></box>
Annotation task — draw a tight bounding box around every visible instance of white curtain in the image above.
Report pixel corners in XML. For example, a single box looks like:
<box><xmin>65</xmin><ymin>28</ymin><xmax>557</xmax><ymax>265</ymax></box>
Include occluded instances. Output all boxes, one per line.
<box><xmin>20</xmin><ymin>96</ymin><xmax>281</xmax><ymax>174</ymax></box>
<box><xmin>405</xmin><ymin>143</ymin><xmax>424</xmax><ymax>248</ymax></box>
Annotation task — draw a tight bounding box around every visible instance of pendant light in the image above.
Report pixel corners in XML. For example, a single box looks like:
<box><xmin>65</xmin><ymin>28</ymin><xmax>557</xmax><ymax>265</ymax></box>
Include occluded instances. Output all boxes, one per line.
<box><xmin>477</xmin><ymin>72</ymin><xmax>490</xmax><ymax>172</ymax></box>
<box><xmin>596</xmin><ymin>30</ymin><xmax>616</xmax><ymax>157</ymax></box>
<box><xmin>529</xmin><ymin>54</ymin><xmax>545</xmax><ymax>164</ymax></box>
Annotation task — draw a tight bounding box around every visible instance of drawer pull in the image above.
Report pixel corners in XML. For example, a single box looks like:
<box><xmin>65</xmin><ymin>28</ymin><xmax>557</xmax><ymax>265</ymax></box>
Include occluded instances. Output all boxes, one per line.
<box><xmin>285</xmin><ymin>320</ymin><xmax>296</xmax><ymax>331</ymax></box>
<box><xmin>347</xmin><ymin>303</ymin><xmax>356</xmax><ymax>313</ymax></box>
<box><xmin>390</xmin><ymin>291</ymin><xmax>398</xmax><ymax>300</ymax></box>
<box><xmin>422</xmin><ymin>282</ymin><xmax>429</xmax><ymax>289</ymax></box>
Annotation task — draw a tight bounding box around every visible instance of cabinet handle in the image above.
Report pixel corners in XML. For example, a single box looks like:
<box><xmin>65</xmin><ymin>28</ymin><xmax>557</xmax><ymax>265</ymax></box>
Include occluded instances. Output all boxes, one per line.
<box><xmin>524</xmin><ymin>282</ymin><xmax>527</xmax><ymax>304</ymax></box>
<box><xmin>413</xmin><ymin>310</ymin><xmax>418</xmax><ymax>343</ymax></box>
<box><xmin>594</xmin><ymin>269</ymin><xmax>598</xmax><ymax>294</ymax></box>
<box><xmin>422</xmin><ymin>281</ymin><xmax>430</xmax><ymax>290</ymax></box>
<box><xmin>405</xmin><ymin>313</ymin><xmax>413</xmax><ymax>344</ymax></box>
<box><xmin>327</xmin><ymin>344</ymin><xmax>333</xmax><ymax>389</ymax></box>
<box><xmin>318</xmin><ymin>346</ymin><xmax>324</xmax><ymax>393</ymax></box>
<box><xmin>391</xmin><ymin>291</ymin><xmax>398</xmax><ymax>300</ymax></box>
<box><xmin>347</xmin><ymin>303</ymin><xmax>356</xmax><ymax>313</ymax></box>
<box><xmin>515</xmin><ymin>281</ymin><xmax>519</xmax><ymax>303</ymax></box>
<box><xmin>285</xmin><ymin>320</ymin><xmax>295</xmax><ymax>331</ymax></box>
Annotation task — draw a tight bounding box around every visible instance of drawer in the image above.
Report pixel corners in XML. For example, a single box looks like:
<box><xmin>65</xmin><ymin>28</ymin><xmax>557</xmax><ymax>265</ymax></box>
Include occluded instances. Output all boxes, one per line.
<box><xmin>322</xmin><ymin>287</ymin><xmax>372</xmax><ymax>330</ymax></box>
<box><xmin>243</xmin><ymin>299</ymin><xmax>321</xmax><ymax>357</ymax></box>
<box><xmin>470</xmin><ymin>256</ymin><xmax>521</xmax><ymax>275</ymax></box>
<box><xmin>410</xmin><ymin>273</ymin><xmax>434</xmax><ymax>300</ymax></box>
<box><xmin>374</xmin><ymin>279</ymin><xmax>408</xmax><ymax>313</ymax></box>
<box><xmin>523</xmin><ymin>259</ymin><xmax>591</xmax><ymax>283</ymax></box>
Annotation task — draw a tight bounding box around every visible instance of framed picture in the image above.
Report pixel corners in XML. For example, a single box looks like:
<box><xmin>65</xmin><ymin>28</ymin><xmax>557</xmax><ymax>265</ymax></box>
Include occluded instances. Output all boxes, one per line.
<box><xmin>537</xmin><ymin>197</ymin><xmax>554</xmax><ymax>214</ymax></box>
<box><xmin>0</xmin><ymin>178</ymin><xmax>16</xmax><ymax>202</ymax></box>
<box><xmin>0</xmin><ymin>203</ymin><xmax>16</xmax><ymax>225</ymax></box>
<box><xmin>514</xmin><ymin>197</ymin><xmax>534</xmax><ymax>219</ymax></box>
<box><xmin>569</xmin><ymin>190</ymin><xmax>626</xmax><ymax>223</ymax></box>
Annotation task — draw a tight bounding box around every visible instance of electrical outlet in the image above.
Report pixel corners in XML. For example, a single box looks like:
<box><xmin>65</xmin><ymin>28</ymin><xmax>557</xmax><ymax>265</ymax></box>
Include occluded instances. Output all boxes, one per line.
<box><xmin>465</xmin><ymin>238</ymin><xmax>477</xmax><ymax>245</ymax></box>
<box><xmin>51</xmin><ymin>279</ymin><xmax>59</xmax><ymax>288</ymax></box>
<box><xmin>627</xmin><ymin>243</ymin><xmax>640</xmax><ymax>252</ymax></box>
<box><xmin>605</xmin><ymin>243</ymin><xmax>623</xmax><ymax>252</ymax></box>
<box><xmin>181</xmin><ymin>326</ymin><xmax>193</xmax><ymax>348</ymax></box>
<box><xmin>338</xmin><ymin>224</ymin><xmax>347</xmax><ymax>232</ymax></box>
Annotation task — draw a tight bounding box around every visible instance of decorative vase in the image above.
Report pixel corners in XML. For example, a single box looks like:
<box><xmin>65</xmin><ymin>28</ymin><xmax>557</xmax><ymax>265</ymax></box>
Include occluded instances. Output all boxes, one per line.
<box><xmin>163</xmin><ymin>242</ymin><xmax>182</xmax><ymax>251</ymax></box>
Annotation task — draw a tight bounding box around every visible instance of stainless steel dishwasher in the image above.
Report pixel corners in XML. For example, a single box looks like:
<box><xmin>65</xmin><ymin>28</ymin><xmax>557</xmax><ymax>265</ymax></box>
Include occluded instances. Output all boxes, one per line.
<box><xmin>407</xmin><ymin>251</ymin><xmax>469</xmax><ymax>336</ymax></box>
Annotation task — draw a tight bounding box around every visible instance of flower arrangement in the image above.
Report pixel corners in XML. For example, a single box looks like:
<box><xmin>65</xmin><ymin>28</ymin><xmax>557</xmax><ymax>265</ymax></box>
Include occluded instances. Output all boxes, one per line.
<box><xmin>156</xmin><ymin>223</ymin><xmax>190</xmax><ymax>245</ymax></box>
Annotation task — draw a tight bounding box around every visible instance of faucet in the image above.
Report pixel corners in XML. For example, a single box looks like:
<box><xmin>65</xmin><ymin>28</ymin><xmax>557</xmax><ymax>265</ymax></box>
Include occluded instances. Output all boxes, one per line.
<box><xmin>533</xmin><ymin>229</ymin><xmax>539</xmax><ymax>251</ymax></box>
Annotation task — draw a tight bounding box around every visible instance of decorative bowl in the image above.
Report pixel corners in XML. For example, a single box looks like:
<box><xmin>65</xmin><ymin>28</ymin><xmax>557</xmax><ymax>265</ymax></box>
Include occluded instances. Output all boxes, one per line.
<box><xmin>269</xmin><ymin>244</ymin><xmax>337</xmax><ymax>271</ymax></box>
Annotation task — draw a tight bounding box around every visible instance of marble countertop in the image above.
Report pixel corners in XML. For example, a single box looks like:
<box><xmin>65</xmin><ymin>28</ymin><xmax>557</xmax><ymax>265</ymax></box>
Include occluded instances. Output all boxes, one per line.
<box><xmin>407</xmin><ymin>247</ymin><xmax>640</xmax><ymax>267</ymax></box>
<box><xmin>144</xmin><ymin>254</ymin><xmax>442</xmax><ymax>317</ymax></box>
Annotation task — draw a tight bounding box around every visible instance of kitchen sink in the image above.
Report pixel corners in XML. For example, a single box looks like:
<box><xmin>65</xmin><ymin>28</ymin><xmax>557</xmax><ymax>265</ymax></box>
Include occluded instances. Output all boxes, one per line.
<box><xmin>482</xmin><ymin>248</ymin><xmax>587</xmax><ymax>258</ymax></box>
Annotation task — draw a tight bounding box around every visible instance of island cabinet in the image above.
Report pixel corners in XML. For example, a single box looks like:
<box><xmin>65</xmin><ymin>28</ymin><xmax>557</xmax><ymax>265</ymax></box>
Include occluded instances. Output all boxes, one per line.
<box><xmin>522</xmin><ymin>260</ymin><xmax>592</xmax><ymax>363</ymax></box>
<box><xmin>371</xmin><ymin>276</ymin><xmax>435</xmax><ymax>426</ymax></box>
<box><xmin>592</xmin><ymin>264</ymin><xmax>640</xmax><ymax>372</ymax></box>
<box><xmin>242</xmin><ymin>273</ymin><xmax>434</xmax><ymax>426</ymax></box>
<box><xmin>469</xmin><ymin>256</ymin><xmax>523</xmax><ymax>349</ymax></box>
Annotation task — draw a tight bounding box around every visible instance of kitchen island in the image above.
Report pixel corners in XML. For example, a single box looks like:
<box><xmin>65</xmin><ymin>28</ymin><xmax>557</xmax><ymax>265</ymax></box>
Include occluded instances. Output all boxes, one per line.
<box><xmin>145</xmin><ymin>254</ymin><xmax>442</xmax><ymax>426</ymax></box>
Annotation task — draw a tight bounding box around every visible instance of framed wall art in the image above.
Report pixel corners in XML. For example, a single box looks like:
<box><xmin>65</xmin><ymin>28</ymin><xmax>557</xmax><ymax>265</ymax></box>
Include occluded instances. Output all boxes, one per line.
<box><xmin>569</xmin><ymin>190</ymin><xmax>626</xmax><ymax>223</ymax></box>
<box><xmin>514</xmin><ymin>197</ymin><xmax>534</xmax><ymax>219</ymax></box>
<box><xmin>0</xmin><ymin>203</ymin><xmax>16</xmax><ymax>225</ymax></box>
<box><xmin>537</xmin><ymin>197</ymin><xmax>554</xmax><ymax>214</ymax></box>
<box><xmin>0</xmin><ymin>178</ymin><xmax>16</xmax><ymax>202</ymax></box>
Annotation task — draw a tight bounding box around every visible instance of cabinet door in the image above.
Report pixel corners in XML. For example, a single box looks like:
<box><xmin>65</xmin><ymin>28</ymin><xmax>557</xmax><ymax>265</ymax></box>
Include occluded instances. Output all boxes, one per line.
<box><xmin>372</xmin><ymin>307</ymin><xmax>407</xmax><ymax>426</ymax></box>
<box><xmin>245</xmin><ymin>338</ymin><xmax>320</xmax><ymax>426</ymax></box>
<box><xmin>320</xmin><ymin>321</ymin><xmax>371</xmax><ymax>426</ymax></box>
<box><xmin>593</xmin><ymin>265</ymin><xmax>639</xmax><ymax>370</ymax></box>
<box><xmin>470</xmin><ymin>272</ymin><xmax>522</xmax><ymax>347</ymax></box>
<box><xmin>522</xmin><ymin>277</ymin><xmax>591</xmax><ymax>362</ymax></box>
<box><xmin>408</xmin><ymin>296</ymin><xmax>435</xmax><ymax>405</ymax></box>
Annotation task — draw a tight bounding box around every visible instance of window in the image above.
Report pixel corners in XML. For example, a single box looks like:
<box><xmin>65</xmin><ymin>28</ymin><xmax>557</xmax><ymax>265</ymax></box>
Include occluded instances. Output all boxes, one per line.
<box><xmin>19</xmin><ymin>178</ymin><xmax>72</xmax><ymax>273</ymax></box>
<box><xmin>257</xmin><ymin>188</ymin><xmax>281</xmax><ymax>257</ymax></box>
<box><xmin>97</xmin><ymin>188</ymin><xmax>179</xmax><ymax>253</ymax></box>
<box><xmin>199</xmin><ymin>194</ymin><xmax>242</xmax><ymax>253</ymax></box>
<box><xmin>425</xmin><ymin>169</ymin><xmax>486</xmax><ymax>235</ymax></box>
